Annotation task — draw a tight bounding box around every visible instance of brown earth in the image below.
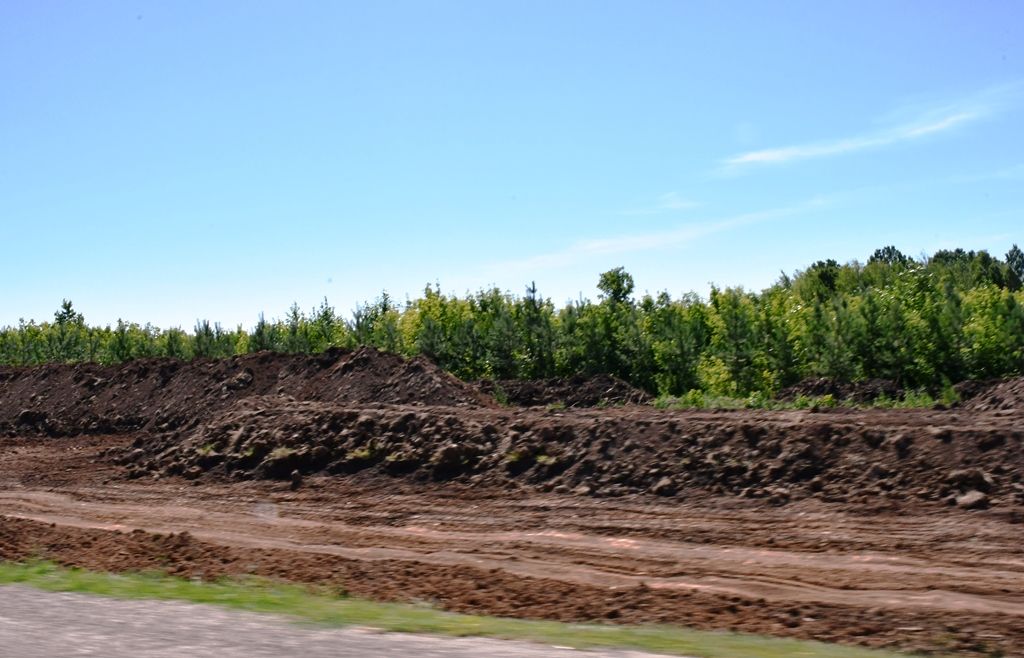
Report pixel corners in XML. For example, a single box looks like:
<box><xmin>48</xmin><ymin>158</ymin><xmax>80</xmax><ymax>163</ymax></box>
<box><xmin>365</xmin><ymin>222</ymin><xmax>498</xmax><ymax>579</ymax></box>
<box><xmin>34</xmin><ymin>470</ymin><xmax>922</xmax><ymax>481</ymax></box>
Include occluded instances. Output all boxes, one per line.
<box><xmin>476</xmin><ymin>374</ymin><xmax>651</xmax><ymax>408</ymax></box>
<box><xmin>113</xmin><ymin>401</ymin><xmax>1024</xmax><ymax>512</ymax></box>
<box><xmin>2</xmin><ymin>356</ymin><xmax>1024</xmax><ymax>656</ymax></box>
<box><xmin>777</xmin><ymin>378</ymin><xmax>903</xmax><ymax>404</ymax></box>
<box><xmin>962</xmin><ymin>378</ymin><xmax>1024</xmax><ymax>412</ymax></box>
<box><xmin>0</xmin><ymin>347</ymin><xmax>493</xmax><ymax>438</ymax></box>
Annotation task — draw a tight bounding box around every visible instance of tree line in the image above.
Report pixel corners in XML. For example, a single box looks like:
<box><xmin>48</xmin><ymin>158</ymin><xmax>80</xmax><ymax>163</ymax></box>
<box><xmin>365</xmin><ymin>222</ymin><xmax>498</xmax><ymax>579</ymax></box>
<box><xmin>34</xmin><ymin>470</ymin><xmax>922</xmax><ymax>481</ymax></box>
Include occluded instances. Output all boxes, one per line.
<box><xmin>2</xmin><ymin>245</ymin><xmax>1022</xmax><ymax>398</ymax></box>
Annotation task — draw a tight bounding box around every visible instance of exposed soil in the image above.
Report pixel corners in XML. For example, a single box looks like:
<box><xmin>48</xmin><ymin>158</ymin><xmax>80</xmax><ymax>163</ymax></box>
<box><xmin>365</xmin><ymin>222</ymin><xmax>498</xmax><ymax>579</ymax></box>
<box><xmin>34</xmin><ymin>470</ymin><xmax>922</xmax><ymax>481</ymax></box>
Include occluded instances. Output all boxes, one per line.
<box><xmin>116</xmin><ymin>400</ymin><xmax>1024</xmax><ymax>512</ymax></box>
<box><xmin>953</xmin><ymin>379</ymin><xmax>1000</xmax><ymax>404</ymax></box>
<box><xmin>962</xmin><ymin>377</ymin><xmax>1024</xmax><ymax>412</ymax></box>
<box><xmin>0</xmin><ymin>347</ymin><xmax>493</xmax><ymax>438</ymax></box>
<box><xmin>777</xmin><ymin>378</ymin><xmax>903</xmax><ymax>404</ymax></box>
<box><xmin>1</xmin><ymin>356</ymin><xmax>1023</xmax><ymax>656</ymax></box>
<box><xmin>477</xmin><ymin>374</ymin><xmax>651</xmax><ymax>408</ymax></box>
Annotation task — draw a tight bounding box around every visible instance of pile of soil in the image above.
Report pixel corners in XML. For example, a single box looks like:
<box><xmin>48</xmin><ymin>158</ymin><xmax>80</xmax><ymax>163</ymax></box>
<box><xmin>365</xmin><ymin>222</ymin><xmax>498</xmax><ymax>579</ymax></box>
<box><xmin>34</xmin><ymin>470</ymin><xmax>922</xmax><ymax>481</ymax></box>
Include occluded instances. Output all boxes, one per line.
<box><xmin>777</xmin><ymin>378</ymin><xmax>902</xmax><ymax>404</ymax></box>
<box><xmin>961</xmin><ymin>377</ymin><xmax>1024</xmax><ymax>412</ymax></box>
<box><xmin>477</xmin><ymin>374</ymin><xmax>651</xmax><ymax>408</ymax></box>
<box><xmin>953</xmin><ymin>378</ymin><xmax>1001</xmax><ymax>403</ymax></box>
<box><xmin>0</xmin><ymin>347</ymin><xmax>493</xmax><ymax>438</ymax></box>
<box><xmin>120</xmin><ymin>401</ymin><xmax>1024</xmax><ymax>509</ymax></box>
<box><xmin>5</xmin><ymin>351</ymin><xmax>1022</xmax><ymax>509</ymax></box>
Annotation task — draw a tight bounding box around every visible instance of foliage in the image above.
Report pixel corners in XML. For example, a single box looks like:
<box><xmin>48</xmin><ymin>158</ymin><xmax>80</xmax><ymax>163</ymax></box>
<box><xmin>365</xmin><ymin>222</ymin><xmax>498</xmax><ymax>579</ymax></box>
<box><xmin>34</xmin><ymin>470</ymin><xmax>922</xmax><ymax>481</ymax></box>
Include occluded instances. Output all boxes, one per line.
<box><xmin>2</xmin><ymin>245</ymin><xmax>1023</xmax><ymax>399</ymax></box>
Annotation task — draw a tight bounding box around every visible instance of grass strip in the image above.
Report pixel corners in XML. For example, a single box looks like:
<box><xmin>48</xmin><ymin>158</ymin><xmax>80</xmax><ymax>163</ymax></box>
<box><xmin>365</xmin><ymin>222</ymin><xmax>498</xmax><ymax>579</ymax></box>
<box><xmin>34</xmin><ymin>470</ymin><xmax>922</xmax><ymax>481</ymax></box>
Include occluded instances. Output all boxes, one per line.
<box><xmin>0</xmin><ymin>560</ymin><xmax>920</xmax><ymax>658</ymax></box>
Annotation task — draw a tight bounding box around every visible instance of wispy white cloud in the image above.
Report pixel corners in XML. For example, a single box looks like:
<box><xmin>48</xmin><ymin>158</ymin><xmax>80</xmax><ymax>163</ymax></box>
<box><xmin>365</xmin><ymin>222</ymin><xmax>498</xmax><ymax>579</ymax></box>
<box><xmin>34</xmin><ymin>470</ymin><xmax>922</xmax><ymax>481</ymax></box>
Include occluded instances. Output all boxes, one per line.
<box><xmin>722</xmin><ymin>112</ymin><xmax>980</xmax><ymax>170</ymax></box>
<box><xmin>719</xmin><ymin>84</ymin><xmax>1019</xmax><ymax>173</ymax></box>
<box><xmin>620</xmin><ymin>192</ymin><xmax>700</xmax><ymax>216</ymax></box>
<box><xmin>491</xmin><ymin>197</ymin><xmax>828</xmax><ymax>275</ymax></box>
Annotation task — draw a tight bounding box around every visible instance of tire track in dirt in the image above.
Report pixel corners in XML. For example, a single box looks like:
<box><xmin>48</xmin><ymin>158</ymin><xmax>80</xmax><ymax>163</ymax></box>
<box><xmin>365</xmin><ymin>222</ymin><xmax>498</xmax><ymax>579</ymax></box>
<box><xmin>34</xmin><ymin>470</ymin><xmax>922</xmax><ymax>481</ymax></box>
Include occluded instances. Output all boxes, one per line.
<box><xmin>2</xmin><ymin>434</ymin><xmax>1023</xmax><ymax>657</ymax></box>
<box><xmin>2</xmin><ymin>489</ymin><xmax>1022</xmax><ymax>617</ymax></box>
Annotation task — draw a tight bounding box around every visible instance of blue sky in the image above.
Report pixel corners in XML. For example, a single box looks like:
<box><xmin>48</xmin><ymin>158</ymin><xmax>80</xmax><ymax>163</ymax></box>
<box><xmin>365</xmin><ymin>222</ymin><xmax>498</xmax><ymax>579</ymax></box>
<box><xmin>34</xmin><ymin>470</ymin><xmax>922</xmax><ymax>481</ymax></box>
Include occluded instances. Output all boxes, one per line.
<box><xmin>2</xmin><ymin>1</ymin><xmax>1021</xmax><ymax>329</ymax></box>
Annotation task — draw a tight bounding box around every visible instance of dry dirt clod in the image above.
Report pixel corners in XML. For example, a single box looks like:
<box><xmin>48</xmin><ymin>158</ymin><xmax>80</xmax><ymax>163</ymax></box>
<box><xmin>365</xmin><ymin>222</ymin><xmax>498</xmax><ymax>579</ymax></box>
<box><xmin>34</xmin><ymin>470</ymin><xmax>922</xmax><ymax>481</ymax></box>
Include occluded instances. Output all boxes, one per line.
<box><xmin>947</xmin><ymin>468</ymin><xmax>996</xmax><ymax>493</ymax></box>
<box><xmin>955</xmin><ymin>490</ymin><xmax>989</xmax><ymax>510</ymax></box>
<box><xmin>651</xmin><ymin>477</ymin><xmax>676</xmax><ymax>496</ymax></box>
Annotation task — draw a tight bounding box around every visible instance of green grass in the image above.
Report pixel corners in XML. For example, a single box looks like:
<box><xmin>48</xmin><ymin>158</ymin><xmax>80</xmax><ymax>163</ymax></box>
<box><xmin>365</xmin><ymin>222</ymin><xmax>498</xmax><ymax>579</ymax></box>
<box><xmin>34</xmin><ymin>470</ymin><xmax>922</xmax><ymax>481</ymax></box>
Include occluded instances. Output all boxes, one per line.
<box><xmin>653</xmin><ymin>391</ymin><xmax>841</xmax><ymax>411</ymax></box>
<box><xmin>653</xmin><ymin>388</ymin><xmax>954</xmax><ymax>411</ymax></box>
<box><xmin>0</xmin><ymin>560</ymin><xmax>923</xmax><ymax>658</ymax></box>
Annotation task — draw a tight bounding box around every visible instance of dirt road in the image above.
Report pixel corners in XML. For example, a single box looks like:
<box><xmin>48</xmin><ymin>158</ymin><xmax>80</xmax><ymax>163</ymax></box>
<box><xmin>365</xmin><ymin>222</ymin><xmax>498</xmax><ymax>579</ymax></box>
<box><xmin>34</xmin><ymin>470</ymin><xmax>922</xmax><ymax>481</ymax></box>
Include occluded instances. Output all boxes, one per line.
<box><xmin>2</xmin><ymin>433</ymin><xmax>1022</xmax><ymax>657</ymax></box>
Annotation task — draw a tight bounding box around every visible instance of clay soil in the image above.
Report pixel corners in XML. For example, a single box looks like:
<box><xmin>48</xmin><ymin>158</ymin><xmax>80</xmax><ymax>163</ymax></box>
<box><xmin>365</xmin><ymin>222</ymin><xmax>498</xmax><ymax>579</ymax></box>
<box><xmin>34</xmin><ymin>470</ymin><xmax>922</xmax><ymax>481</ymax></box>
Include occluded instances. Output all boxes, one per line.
<box><xmin>2</xmin><ymin>352</ymin><xmax>1023</xmax><ymax>657</ymax></box>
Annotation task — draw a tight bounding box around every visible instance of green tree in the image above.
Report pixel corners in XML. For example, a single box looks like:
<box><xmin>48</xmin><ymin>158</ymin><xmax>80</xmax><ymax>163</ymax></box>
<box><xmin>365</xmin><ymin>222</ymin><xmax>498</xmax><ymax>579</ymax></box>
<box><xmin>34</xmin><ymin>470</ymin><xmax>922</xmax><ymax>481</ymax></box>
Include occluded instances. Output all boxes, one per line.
<box><xmin>48</xmin><ymin>299</ymin><xmax>85</xmax><ymax>362</ymax></box>
<box><xmin>249</xmin><ymin>313</ymin><xmax>279</xmax><ymax>352</ymax></box>
<box><xmin>193</xmin><ymin>320</ymin><xmax>217</xmax><ymax>358</ymax></box>
<box><xmin>705</xmin><ymin>286</ymin><xmax>762</xmax><ymax>394</ymax></box>
<box><xmin>644</xmin><ymin>292</ymin><xmax>709</xmax><ymax>395</ymax></box>
<box><xmin>597</xmin><ymin>267</ymin><xmax>635</xmax><ymax>305</ymax></box>
<box><xmin>1007</xmin><ymin>244</ymin><xmax>1023</xmax><ymax>291</ymax></box>
<box><xmin>869</xmin><ymin>245</ymin><xmax>910</xmax><ymax>267</ymax></box>
<box><xmin>515</xmin><ymin>282</ymin><xmax>556</xmax><ymax>378</ymax></box>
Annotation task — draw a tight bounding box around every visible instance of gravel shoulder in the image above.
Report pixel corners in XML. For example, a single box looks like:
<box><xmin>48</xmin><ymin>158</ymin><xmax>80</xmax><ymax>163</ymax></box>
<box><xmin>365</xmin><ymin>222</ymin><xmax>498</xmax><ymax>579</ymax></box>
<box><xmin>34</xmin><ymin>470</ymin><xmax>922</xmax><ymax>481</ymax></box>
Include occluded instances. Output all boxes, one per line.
<box><xmin>0</xmin><ymin>585</ymin><xmax>671</xmax><ymax>658</ymax></box>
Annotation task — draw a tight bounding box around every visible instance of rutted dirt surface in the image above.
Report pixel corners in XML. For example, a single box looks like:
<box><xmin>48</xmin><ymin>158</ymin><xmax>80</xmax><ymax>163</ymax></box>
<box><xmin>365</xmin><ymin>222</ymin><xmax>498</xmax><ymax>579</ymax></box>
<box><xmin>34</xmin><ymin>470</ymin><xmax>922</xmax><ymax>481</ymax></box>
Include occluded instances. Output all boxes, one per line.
<box><xmin>1</xmin><ymin>355</ymin><xmax>1023</xmax><ymax>656</ymax></box>
<box><xmin>1</xmin><ymin>433</ymin><xmax>1022</xmax><ymax>657</ymax></box>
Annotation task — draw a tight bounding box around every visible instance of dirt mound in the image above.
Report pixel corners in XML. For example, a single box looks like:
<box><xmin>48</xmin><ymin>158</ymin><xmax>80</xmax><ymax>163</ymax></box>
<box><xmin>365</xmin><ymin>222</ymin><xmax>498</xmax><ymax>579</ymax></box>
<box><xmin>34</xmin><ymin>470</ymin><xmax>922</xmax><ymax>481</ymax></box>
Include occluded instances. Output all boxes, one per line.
<box><xmin>477</xmin><ymin>374</ymin><xmax>651</xmax><ymax>408</ymax></box>
<box><xmin>0</xmin><ymin>347</ymin><xmax>493</xmax><ymax>437</ymax></box>
<box><xmin>777</xmin><ymin>377</ymin><xmax>901</xmax><ymax>403</ymax></box>
<box><xmin>953</xmin><ymin>378</ymin><xmax>1001</xmax><ymax>403</ymax></box>
<box><xmin>120</xmin><ymin>402</ymin><xmax>1024</xmax><ymax>509</ymax></box>
<box><xmin>961</xmin><ymin>377</ymin><xmax>1024</xmax><ymax>412</ymax></box>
